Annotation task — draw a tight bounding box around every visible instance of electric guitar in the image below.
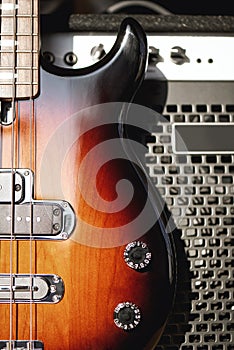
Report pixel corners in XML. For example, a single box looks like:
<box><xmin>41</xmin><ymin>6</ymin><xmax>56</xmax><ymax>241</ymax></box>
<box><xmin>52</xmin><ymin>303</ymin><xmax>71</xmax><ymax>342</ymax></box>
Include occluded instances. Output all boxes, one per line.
<box><xmin>0</xmin><ymin>2</ymin><xmax>176</xmax><ymax>349</ymax></box>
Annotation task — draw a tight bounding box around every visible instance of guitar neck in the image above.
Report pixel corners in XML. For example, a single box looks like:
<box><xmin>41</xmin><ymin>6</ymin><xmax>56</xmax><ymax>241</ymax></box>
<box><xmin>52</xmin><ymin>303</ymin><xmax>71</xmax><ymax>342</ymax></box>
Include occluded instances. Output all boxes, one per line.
<box><xmin>0</xmin><ymin>0</ymin><xmax>39</xmax><ymax>99</ymax></box>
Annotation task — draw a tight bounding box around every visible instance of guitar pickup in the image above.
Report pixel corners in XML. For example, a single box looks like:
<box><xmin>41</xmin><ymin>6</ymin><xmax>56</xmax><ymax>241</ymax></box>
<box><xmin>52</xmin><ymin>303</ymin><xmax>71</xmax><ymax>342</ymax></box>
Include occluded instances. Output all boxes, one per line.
<box><xmin>0</xmin><ymin>169</ymin><xmax>76</xmax><ymax>240</ymax></box>
<box><xmin>0</xmin><ymin>201</ymin><xmax>75</xmax><ymax>240</ymax></box>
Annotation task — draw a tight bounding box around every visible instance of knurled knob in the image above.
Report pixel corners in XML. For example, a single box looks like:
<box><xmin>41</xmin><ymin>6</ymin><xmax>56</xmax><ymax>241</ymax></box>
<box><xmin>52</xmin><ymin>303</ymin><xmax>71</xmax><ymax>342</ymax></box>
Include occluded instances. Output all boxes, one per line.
<box><xmin>124</xmin><ymin>241</ymin><xmax>152</xmax><ymax>270</ymax></box>
<box><xmin>114</xmin><ymin>302</ymin><xmax>141</xmax><ymax>331</ymax></box>
<box><xmin>90</xmin><ymin>44</ymin><xmax>106</xmax><ymax>61</ymax></box>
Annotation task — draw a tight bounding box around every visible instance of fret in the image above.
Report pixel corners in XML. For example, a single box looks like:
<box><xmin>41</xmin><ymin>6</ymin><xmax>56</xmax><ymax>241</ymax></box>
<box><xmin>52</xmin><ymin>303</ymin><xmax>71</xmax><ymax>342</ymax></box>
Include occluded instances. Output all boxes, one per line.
<box><xmin>0</xmin><ymin>51</ymin><xmax>39</xmax><ymax>54</ymax></box>
<box><xmin>0</xmin><ymin>34</ymin><xmax>38</xmax><ymax>37</ymax></box>
<box><xmin>0</xmin><ymin>0</ymin><xmax>39</xmax><ymax>99</ymax></box>
<box><xmin>0</xmin><ymin>67</ymin><xmax>38</xmax><ymax>70</ymax></box>
<box><xmin>1</xmin><ymin>0</ymin><xmax>36</xmax><ymax>15</ymax></box>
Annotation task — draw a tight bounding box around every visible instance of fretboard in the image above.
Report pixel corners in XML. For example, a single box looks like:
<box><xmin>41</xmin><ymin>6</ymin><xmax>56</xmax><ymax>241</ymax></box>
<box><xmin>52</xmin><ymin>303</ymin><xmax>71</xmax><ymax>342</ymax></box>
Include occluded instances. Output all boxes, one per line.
<box><xmin>0</xmin><ymin>0</ymin><xmax>39</xmax><ymax>99</ymax></box>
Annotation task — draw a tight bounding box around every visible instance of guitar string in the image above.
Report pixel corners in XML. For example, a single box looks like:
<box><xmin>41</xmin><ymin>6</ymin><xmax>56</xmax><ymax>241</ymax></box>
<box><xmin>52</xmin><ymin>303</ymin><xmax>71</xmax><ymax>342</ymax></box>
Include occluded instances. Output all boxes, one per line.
<box><xmin>11</xmin><ymin>1</ymin><xmax>35</xmax><ymax>344</ymax></box>
<box><xmin>0</xmin><ymin>1</ymin><xmax>37</xmax><ymax>346</ymax></box>
<box><xmin>8</xmin><ymin>0</ymin><xmax>35</xmax><ymax>345</ymax></box>
<box><xmin>29</xmin><ymin>0</ymin><xmax>36</xmax><ymax>345</ymax></box>
<box><xmin>0</xmin><ymin>1</ymin><xmax>1</xmax><ymax>329</ymax></box>
<box><xmin>0</xmin><ymin>0</ymin><xmax>13</xmax><ymax>345</ymax></box>
<box><xmin>9</xmin><ymin>0</ymin><xmax>18</xmax><ymax>345</ymax></box>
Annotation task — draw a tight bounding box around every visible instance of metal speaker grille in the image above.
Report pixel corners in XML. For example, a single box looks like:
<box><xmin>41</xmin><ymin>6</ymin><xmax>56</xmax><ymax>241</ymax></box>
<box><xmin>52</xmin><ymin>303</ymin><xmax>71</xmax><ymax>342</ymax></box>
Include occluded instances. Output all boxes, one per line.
<box><xmin>146</xmin><ymin>103</ymin><xmax>234</xmax><ymax>350</ymax></box>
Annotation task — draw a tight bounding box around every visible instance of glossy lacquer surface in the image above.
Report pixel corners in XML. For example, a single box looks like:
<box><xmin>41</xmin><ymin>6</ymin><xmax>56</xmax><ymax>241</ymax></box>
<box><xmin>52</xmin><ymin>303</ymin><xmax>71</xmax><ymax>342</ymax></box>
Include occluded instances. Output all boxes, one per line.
<box><xmin>0</xmin><ymin>19</ymin><xmax>175</xmax><ymax>349</ymax></box>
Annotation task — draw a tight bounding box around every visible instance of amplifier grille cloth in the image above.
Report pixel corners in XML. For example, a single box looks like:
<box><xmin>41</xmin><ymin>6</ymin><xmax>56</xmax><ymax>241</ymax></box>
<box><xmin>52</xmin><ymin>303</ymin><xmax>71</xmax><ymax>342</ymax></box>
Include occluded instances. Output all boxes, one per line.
<box><xmin>146</xmin><ymin>103</ymin><xmax>234</xmax><ymax>350</ymax></box>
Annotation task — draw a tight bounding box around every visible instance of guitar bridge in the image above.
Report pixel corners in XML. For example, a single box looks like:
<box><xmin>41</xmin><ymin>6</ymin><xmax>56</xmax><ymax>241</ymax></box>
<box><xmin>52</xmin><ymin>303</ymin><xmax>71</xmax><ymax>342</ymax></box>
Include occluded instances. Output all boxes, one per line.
<box><xmin>0</xmin><ymin>340</ymin><xmax>44</xmax><ymax>350</ymax></box>
<box><xmin>0</xmin><ymin>169</ymin><xmax>75</xmax><ymax>240</ymax></box>
<box><xmin>0</xmin><ymin>274</ymin><xmax>64</xmax><ymax>303</ymax></box>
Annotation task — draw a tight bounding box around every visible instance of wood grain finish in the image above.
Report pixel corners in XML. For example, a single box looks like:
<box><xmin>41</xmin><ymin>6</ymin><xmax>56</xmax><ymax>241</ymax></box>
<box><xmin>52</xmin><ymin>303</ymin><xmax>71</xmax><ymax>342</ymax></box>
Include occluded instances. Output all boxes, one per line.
<box><xmin>0</xmin><ymin>19</ymin><xmax>175</xmax><ymax>349</ymax></box>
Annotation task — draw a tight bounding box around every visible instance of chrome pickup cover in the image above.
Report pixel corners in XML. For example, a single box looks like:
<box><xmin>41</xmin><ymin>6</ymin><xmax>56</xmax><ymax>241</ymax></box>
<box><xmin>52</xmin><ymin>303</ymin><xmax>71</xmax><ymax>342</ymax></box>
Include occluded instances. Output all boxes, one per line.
<box><xmin>0</xmin><ymin>169</ymin><xmax>75</xmax><ymax>240</ymax></box>
<box><xmin>0</xmin><ymin>274</ymin><xmax>64</xmax><ymax>303</ymax></box>
<box><xmin>0</xmin><ymin>340</ymin><xmax>43</xmax><ymax>350</ymax></box>
<box><xmin>0</xmin><ymin>201</ymin><xmax>74</xmax><ymax>240</ymax></box>
<box><xmin>0</xmin><ymin>169</ymin><xmax>24</xmax><ymax>203</ymax></box>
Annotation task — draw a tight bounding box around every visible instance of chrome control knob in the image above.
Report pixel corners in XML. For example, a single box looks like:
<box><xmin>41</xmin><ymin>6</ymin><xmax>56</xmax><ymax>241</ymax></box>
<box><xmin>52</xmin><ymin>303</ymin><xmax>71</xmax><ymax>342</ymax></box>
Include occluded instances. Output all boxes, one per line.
<box><xmin>114</xmin><ymin>302</ymin><xmax>141</xmax><ymax>331</ymax></box>
<box><xmin>170</xmin><ymin>46</ymin><xmax>189</xmax><ymax>65</ymax></box>
<box><xmin>64</xmin><ymin>52</ymin><xmax>78</xmax><ymax>66</ymax></box>
<box><xmin>124</xmin><ymin>241</ymin><xmax>152</xmax><ymax>270</ymax></box>
<box><xmin>90</xmin><ymin>44</ymin><xmax>106</xmax><ymax>61</ymax></box>
<box><xmin>148</xmin><ymin>46</ymin><xmax>163</xmax><ymax>65</ymax></box>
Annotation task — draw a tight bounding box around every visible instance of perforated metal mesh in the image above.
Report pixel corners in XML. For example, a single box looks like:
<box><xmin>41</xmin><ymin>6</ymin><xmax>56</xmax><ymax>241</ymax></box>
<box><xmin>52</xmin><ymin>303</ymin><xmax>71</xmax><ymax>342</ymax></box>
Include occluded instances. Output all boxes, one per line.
<box><xmin>146</xmin><ymin>104</ymin><xmax>234</xmax><ymax>350</ymax></box>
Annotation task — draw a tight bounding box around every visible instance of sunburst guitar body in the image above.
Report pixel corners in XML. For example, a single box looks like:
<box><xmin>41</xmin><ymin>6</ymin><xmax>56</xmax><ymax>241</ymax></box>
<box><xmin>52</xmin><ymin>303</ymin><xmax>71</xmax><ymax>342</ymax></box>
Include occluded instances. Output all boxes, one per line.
<box><xmin>0</xmin><ymin>7</ymin><xmax>176</xmax><ymax>350</ymax></box>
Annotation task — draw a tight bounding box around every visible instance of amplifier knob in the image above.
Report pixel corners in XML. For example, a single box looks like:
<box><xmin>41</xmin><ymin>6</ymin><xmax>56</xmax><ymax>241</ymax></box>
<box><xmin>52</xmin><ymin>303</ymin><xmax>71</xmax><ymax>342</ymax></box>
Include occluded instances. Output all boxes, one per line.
<box><xmin>90</xmin><ymin>44</ymin><xmax>106</xmax><ymax>61</ymax></box>
<box><xmin>124</xmin><ymin>241</ymin><xmax>151</xmax><ymax>270</ymax></box>
<box><xmin>171</xmin><ymin>46</ymin><xmax>189</xmax><ymax>65</ymax></box>
<box><xmin>64</xmin><ymin>52</ymin><xmax>78</xmax><ymax>66</ymax></box>
<box><xmin>114</xmin><ymin>302</ymin><xmax>141</xmax><ymax>330</ymax></box>
<box><xmin>148</xmin><ymin>46</ymin><xmax>163</xmax><ymax>65</ymax></box>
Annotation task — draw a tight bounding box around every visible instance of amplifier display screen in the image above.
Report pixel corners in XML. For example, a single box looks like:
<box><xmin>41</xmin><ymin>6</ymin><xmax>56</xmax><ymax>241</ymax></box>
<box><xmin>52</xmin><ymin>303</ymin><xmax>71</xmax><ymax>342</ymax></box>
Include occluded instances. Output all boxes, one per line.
<box><xmin>173</xmin><ymin>124</ymin><xmax>234</xmax><ymax>154</ymax></box>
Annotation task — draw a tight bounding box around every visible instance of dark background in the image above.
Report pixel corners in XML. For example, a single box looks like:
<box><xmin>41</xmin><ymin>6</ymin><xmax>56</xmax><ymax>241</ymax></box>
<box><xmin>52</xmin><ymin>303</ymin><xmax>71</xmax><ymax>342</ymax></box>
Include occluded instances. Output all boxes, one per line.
<box><xmin>40</xmin><ymin>0</ymin><xmax>234</xmax><ymax>16</ymax></box>
<box><xmin>40</xmin><ymin>0</ymin><xmax>234</xmax><ymax>33</ymax></box>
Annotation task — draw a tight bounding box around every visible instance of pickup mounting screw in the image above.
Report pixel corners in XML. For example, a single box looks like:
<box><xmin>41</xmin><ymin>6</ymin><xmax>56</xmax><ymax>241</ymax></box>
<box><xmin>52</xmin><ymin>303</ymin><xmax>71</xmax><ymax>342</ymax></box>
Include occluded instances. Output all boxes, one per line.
<box><xmin>52</xmin><ymin>276</ymin><xmax>60</xmax><ymax>284</ymax></box>
<box><xmin>52</xmin><ymin>294</ymin><xmax>61</xmax><ymax>303</ymax></box>
<box><xmin>50</xmin><ymin>285</ymin><xmax>57</xmax><ymax>293</ymax></box>
<box><xmin>62</xmin><ymin>232</ymin><xmax>68</xmax><ymax>240</ymax></box>
<box><xmin>15</xmin><ymin>184</ymin><xmax>21</xmax><ymax>192</ymax></box>
<box><xmin>53</xmin><ymin>223</ymin><xmax>60</xmax><ymax>231</ymax></box>
<box><xmin>53</xmin><ymin>208</ymin><xmax>60</xmax><ymax>216</ymax></box>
